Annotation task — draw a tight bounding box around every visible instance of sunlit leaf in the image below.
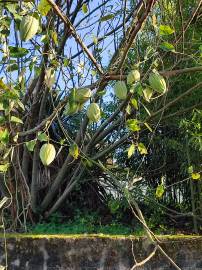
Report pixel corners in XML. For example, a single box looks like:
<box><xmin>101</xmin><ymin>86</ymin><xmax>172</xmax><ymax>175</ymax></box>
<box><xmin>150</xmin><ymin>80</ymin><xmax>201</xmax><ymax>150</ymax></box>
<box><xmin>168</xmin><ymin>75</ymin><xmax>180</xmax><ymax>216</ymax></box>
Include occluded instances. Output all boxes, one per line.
<box><xmin>69</xmin><ymin>143</ymin><xmax>79</xmax><ymax>159</ymax></box>
<box><xmin>26</xmin><ymin>140</ymin><xmax>36</xmax><ymax>152</ymax></box>
<box><xmin>0</xmin><ymin>129</ymin><xmax>9</xmax><ymax>144</ymax></box>
<box><xmin>0</xmin><ymin>163</ymin><xmax>9</xmax><ymax>172</ymax></box>
<box><xmin>37</xmin><ymin>132</ymin><xmax>48</xmax><ymax>142</ymax></box>
<box><xmin>191</xmin><ymin>172</ymin><xmax>200</xmax><ymax>180</ymax></box>
<box><xmin>51</xmin><ymin>31</ymin><xmax>58</xmax><ymax>45</ymax></box>
<box><xmin>10</xmin><ymin>116</ymin><xmax>23</xmax><ymax>124</ymax></box>
<box><xmin>126</xmin><ymin>104</ymin><xmax>131</xmax><ymax>115</ymax></box>
<box><xmin>159</xmin><ymin>25</ymin><xmax>175</xmax><ymax>35</ymax></box>
<box><xmin>126</xmin><ymin>119</ymin><xmax>140</xmax><ymax>132</ymax></box>
<box><xmin>127</xmin><ymin>144</ymin><xmax>135</xmax><ymax>159</ymax></box>
<box><xmin>38</xmin><ymin>0</ymin><xmax>52</xmax><ymax>16</ymax></box>
<box><xmin>143</xmin><ymin>88</ymin><xmax>153</xmax><ymax>102</ymax></box>
<box><xmin>82</xmin><ymin>3</ymin><xmax>88</xmax><ymax>14</ymax></box>
<box><xmin>156</xmin><ymin>184</ymin><xmax>165</xmax><ymax>198</ymax></box>
<box><xmin>159</xmin><ymin>42</ymin><xmax>175</xmax><ymax>52</ymax></box>
<box><xmin>131</xmin><ymin>98</ymin><xmax>138</xmax><ymax>110</ymax></box>
<box><xmin>138</xmin><ymin>142</ymin><xmax>148</xmax><ymax>155</ymax></box>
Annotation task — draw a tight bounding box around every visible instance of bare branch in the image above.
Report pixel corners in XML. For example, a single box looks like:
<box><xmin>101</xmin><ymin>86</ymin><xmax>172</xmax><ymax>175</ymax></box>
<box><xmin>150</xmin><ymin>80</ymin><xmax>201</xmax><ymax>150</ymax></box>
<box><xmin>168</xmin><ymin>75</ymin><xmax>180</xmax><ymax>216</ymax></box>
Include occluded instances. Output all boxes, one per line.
<box><xmin>47</xmin><ymin>0</ymin><xmax>104</xmax><ymax>75</ymax></box>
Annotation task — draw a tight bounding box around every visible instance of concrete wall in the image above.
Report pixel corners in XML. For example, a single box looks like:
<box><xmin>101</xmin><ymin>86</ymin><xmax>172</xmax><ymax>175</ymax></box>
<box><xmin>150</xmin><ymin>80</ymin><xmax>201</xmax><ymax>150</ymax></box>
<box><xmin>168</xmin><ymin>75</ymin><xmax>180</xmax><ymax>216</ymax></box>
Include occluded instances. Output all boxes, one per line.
<box><xmin>0</xmin><ymin>235</ymin><xmax>202</xmax><ymax>270</ymax></box>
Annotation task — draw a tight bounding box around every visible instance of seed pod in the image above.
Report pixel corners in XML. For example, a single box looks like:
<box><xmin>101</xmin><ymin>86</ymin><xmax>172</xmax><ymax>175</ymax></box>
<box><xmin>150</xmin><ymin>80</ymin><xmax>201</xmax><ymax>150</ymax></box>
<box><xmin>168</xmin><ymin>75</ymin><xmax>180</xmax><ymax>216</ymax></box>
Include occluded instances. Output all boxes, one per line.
<box><xmin>149</xmin><ymin>71</ymin><xmax>167</xmax><ymax>94</ymax></box>
<box><xmin>114</xmin><ymin>81</ymin><xmax>128</xmax><ymax>100</ymax></box>
<box><xmin>87</xmin><ymin>103</ymin><xmax>101</xmax><ymax>122</ymax></box>
<box><xmin>20</xmin><ymin>15</ymin><xmax>39</xmax><ymax>41</ymax></box>
<box><xmin>127</xmin><ymin>70</ymin><xmax>140</xmax><ymax>84</ymax></box>
<box><xmin>74</xmin><ymin>88</ymin><xmax>92</xmax><ymax>103</ymax></box>
<box><xmin>39</xmin><ymin>143</ymin><xmax>56</xmax><ymax>166</ymax></box>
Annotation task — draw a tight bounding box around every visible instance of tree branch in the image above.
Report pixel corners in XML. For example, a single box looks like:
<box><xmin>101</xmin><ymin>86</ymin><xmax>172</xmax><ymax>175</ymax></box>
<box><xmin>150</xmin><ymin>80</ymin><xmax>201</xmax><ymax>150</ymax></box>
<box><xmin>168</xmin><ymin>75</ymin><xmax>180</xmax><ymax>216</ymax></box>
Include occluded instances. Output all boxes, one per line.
<box><xmin>47</xmin><ymin>0</ymin><xmax>104</xmax><ymax>75</ymax></box>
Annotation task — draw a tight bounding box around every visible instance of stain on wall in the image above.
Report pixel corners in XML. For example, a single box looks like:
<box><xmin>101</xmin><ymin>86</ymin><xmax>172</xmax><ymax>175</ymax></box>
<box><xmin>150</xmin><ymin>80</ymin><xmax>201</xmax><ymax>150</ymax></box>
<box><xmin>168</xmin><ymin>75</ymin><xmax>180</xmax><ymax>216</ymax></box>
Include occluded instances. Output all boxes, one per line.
<box><xmin>0</xmin><ymin>235</ymin><xmax>201</xmax><ymax>270</ymax></box>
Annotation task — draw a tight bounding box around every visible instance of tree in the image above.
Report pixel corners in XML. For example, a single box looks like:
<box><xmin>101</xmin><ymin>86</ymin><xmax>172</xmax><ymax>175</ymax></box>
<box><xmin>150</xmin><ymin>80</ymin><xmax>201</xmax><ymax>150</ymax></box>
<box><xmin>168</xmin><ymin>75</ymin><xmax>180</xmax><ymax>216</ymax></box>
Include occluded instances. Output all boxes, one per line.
<box><xmin>0</xmin><ymin>0</ymin><xmax>201</xmax><ymax>233</ymax></box>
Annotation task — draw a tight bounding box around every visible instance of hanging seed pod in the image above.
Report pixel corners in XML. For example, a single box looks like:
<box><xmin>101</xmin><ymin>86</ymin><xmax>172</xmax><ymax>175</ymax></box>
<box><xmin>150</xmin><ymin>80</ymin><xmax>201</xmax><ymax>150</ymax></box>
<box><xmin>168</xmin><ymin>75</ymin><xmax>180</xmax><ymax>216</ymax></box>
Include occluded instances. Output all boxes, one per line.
<box><xmin>87</xmin><ymin>103</ymin><xmax>101</xmax><ymax>122</ymax></box>
<box><xmin>114</xmin><ymin>81</ymin><xmax>128</xmax><ymax>100</ymax></box>
<box><xmin>20</xmin><ymin>15</ymin><xmax>39</xmax><ymax>41</ymax></box>
<box><xmin>39</xmin><ymin>143</ymin><xmax>56</xmax><ymax>166</ymax></box>
<box><xmin>149</xmin><ymin>71</ymin><xmax>167</xmax><ymax>94</ymax></box>
<box><xmin>74</xmin><ymin>88</ymin><xmax>92</xmax><ymax>103</ymax></box>
<box><xmin>127</xmin><ymin>70</ymin><xmax>140</xmax><ymax>84</ymax></box>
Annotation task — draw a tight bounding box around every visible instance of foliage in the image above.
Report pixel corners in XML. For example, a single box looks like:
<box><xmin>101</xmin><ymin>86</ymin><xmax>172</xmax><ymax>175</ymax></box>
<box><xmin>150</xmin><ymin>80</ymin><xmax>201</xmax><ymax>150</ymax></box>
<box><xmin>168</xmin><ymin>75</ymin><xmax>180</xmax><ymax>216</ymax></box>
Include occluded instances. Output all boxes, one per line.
<box><xmin>0</xmin><ymin>0</ymin><xmax>201</xmax><ymax>236</ymax></box>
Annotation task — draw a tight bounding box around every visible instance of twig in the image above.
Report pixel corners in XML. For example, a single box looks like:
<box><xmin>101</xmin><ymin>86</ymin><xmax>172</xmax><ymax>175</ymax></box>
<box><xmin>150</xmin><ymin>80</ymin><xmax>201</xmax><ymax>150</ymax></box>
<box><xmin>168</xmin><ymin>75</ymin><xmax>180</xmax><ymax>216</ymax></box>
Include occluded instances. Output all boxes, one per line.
<box><xmin>130</xmin><ymin>246</ymin><xmax>157</xmax><ymax>270</ymax></box>
<box><xmin>46</xmin><ymin>0</ymin><xmax>103</xmax><ymax>75</ymax></box>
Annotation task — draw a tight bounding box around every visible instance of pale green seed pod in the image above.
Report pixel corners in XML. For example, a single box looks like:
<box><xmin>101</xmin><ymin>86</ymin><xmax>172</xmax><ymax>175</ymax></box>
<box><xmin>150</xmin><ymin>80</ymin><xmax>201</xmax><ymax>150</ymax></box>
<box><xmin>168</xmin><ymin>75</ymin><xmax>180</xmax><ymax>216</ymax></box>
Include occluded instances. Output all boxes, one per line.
<box><xmin>87</xmin><ymin>103</ymin><xmax>101</xmax><ymax>122</ymax></box>
<box><xmin>74</xmin><ymin>88</ymin><xmax>92</xmax><ymax>103</ymax></box>
<box><xmin>39</xmin><ymin>143</ymin><xmax>56</xmax><ymax>166</ymax></box>
<box><xmin>127</xmin><ymin>70</ymin><xmax>140</xmax><ymax>84</ymax></box>
<box><xmin>149</xmin><ymin>72</ymin><xmax>167</xmax><ymax>94</ymax></box>
<box><xmin>20</xmin><ymin>15</ymin><xmax>39</xmax><ymax>41</ymax></box>
<box><xmin>114</xmin><ymin>81</ymin><xmax>128</xmax><ymax>100</ymax></box>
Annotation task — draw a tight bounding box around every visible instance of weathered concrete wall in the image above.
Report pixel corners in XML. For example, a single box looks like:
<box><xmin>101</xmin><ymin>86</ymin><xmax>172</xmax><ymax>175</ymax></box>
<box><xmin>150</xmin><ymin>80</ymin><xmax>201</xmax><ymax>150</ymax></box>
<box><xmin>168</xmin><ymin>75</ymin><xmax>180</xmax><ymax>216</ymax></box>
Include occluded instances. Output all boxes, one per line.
<box><xmin>0</xmin><ymin>235</ymin><xmax>201</xmax><ymax>270</ymax></box>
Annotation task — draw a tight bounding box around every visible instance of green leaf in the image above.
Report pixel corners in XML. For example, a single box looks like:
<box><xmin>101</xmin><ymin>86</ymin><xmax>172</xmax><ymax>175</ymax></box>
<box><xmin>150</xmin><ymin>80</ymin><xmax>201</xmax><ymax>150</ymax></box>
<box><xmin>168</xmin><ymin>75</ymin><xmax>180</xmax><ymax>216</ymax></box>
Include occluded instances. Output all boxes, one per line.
<box><xmin>133</xmin><ymin>82</ymin><xmax>143</xmax><ymax>96</ymax></box>
<box><xmin>127</xmin><ymin>144</ymin><xmax>135</xmax><ymax>159</ymax></box>
<box><xmin>0</xmin><ymin>129</ymin><xmax>9</xmax><ymax>144</ymax></box>
<box><xmin>82</xmin><ymin>3</ymin><xmax>88</xmax><ymax>14</ymax></box>
<box><xmin>156</xmin><ymin>184</ymin><xmax>165</xmax><ymax>199</ymax></box>
<box><xmin>131</xmin><ymin>98</ymin><xmax>138</xmax><ymax>110</ymax></box>
<box><xmin>51</xmin><ymin>31</ymin><xmax>58</xmax><ymax>45</ymax></box>
<box><xmin>188</xmin><ymin>165</ymin><xmax>193</xmax><ymax>174</ymax></box>
<box><xmin>8</xmin><ymin>46</ymin><xmax>29</xmax><ymax>58</ymax></box>
<box><xmin>10</xmin><ymin>116</ymin><xmax>23</xmax><ymax>124</ymax></box>
<box><xmin>37</xmin><ymin>132</ymin><xmax>48</xmax><ymax>142</ymax></box>
<box><xmin>69</xmin><ymin>143</ymin><xmax>79</xmax><ymax>159</ymax></box>
<box><xmin>126</xmin><ymin>119</ymin><xmax>140</xmax><ymax>132</ymax></box>
<box><xmin>125</xmin><ymin>105</ymin><xmax>131</xmax><ymax>115</ymax></box>
<box><xmin>25</xmin><ymin>140</ymin><xmax>36</xmax><ymax>152</ymax></box>
<box><xmin>0</xmin><ymin>163</ymin><xmax>9</xmax><ymax>172</ymax></box>
<box><xmin>63</xmin><ymin>58</ymin><xmax>70</xmax><ymax>67</ymax></box>
<box><xmin>191</xmin><ymin>172</ymin><xmax>200</xmax><ymax>180</ymax></box>
<box><xmin>100</xmin><ymin>14</ymin><xmax>114</xmax><ymax>22</ymax></box>
<box><xmin>138</xmin><ymin>142</ymin><xmax>148</xmax><ymax>155</ymax></box>
<box><xmin>6</xmin><ymin>63</ymin><xmax>18</xmax><ymax>72</ymax></box>
<box><xmin>143</xmin><ymin>88</ymin><xmax>153</xmax><ymax>102</ymax></box>
<box><xmin>159</xmin><ymin>25</ymin><xmax>175</xmax><ymax>35</ymax></box>
<box><xmin>92</xmin><ymin>36</ymin><xmax>98</xmax><ymax>45</ymax></box>
<box><xmin>159</xmin><ymin>42</ymin><xmax>175</xmax><ymax>52</ymax></box>
<box><xmin>38</xmin><ymin>0</ymin><xmax>52</xmax><ymax>16</ymax></box>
